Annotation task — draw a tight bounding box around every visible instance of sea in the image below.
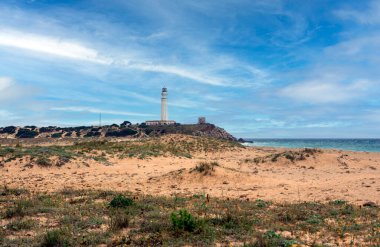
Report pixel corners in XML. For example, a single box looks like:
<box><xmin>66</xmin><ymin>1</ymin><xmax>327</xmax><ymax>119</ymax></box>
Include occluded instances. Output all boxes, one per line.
<box><xmin>243</xmin><ymin>139</ymin><xmax>380</xmax><ymax>153</ymax></box>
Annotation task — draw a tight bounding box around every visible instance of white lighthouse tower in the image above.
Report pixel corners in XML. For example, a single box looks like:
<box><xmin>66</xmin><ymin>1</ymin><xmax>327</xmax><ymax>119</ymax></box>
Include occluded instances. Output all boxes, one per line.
<box><xmin>161</xmin><ymin>87</ymin><xmax>168</xmax><ymax>121</ymax></box>
<box><xmin>145</xmin><ymin>87</ymin><xmax>176</xmax><ymax>126</ymax></box>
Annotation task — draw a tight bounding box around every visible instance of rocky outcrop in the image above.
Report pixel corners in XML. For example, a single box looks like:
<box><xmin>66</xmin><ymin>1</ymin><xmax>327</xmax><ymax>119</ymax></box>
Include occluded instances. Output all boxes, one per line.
<box><xmin>192</xmin><ymin>125</ymin><xmax>236</xmax><ymax>141</ymax></box>
<box><xmin>141</xmin><ymin>123</ymin><xmax>236</xmax><ymax>141</ymax></box>
<box><xmin>0</xmin><ymin>123</ymin><xmax>237</xmax><ymax>141</ymax></box>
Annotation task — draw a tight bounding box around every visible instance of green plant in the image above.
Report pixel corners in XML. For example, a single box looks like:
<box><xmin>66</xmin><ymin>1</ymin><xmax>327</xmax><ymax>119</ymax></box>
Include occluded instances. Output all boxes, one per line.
<box><xmin>51</xmin><ymin>133</ymin><xmax>62</xmax><ymax>138</ymax></box>
<box><xmin>306</xmin><ymin>214</ymin><xmax>322</xmax><ymax>225</ymax></box>
<box><xmin>6</xmin><ymin>219</ymin><xmax>36</xmax><ymax>231</ymax></box>
<box><xmin>109</xmin><ymin>210</ymin><xmax>129</xmax><ymax>231</ymax></box>
<box><xmin>16</xmin><ymin>128</ymin><xmax>38</xmax><ymax>138</ymax></box>
<box><xmin>255</xmin><ymin>199</ymin><xmax>270</xmax><ymax>208</ymax></box>
<box><xmin>0</xmin><ymin>186</ymin><xmax>28</xmax><ymax>196</ymax></box>
<box><xmin>331</xmin><ymin>199</ymin><xmax>347</xmax><ymax>205</ymax></box>
<box><xmin>191</xmin><ymin>162</ymin><xmax>219</xmax><ymax>175</ymax></box>
<box><xmin>171</xmin><ymin>209</ymin><xmax>197</xmax><ymax>232</ymax></box>
<box><xmin>41</xmin><ymin>228</ymin><xmax>72</xmax><ymax>247</ymax></box>
<box><xmin>36</xmin><ymin>157</ymin><xmax>51</xmax><ymax>167</ymax></box>
<box><xmin>5</xmin><ymin>199</ymin><xmax>33</xmax><ymax>218</ymax></box>
<box><xmin>109</xmin><ymin>194</ymin><xmax>133</xmax><ymax>208</ymax></box>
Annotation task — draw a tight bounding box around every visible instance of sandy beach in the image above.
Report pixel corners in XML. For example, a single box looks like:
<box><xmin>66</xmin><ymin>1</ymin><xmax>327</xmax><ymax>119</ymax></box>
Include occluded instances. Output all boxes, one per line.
<box><xmin>1</xmin><ymin>135</ymin><xmax>379</xmax><ymax>205</ymax></box>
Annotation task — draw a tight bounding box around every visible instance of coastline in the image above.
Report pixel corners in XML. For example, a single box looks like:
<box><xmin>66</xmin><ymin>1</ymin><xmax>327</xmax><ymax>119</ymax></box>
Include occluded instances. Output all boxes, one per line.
<box><xmin>242</xmin><ymin>138</ymin><xmax>380</xmax><ymax>153</ymax></box>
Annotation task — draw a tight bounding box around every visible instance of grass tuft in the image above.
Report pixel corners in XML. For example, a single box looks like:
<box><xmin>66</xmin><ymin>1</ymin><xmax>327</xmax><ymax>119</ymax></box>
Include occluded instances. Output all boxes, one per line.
<box><xmin>190</xmin><ymin>162</ymin><xmax>219</xmax><ymax>175</ymax></box>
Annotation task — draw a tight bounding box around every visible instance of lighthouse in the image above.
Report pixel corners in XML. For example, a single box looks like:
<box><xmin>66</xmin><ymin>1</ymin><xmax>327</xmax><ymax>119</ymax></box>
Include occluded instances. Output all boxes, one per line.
<box><xmin>145</xmin><ymin>87</ymin><xmax>176</xmax><ymax>126</ymax></box>
<box><xmin>161</xmin><ymin>87</ymin><xmax>168</xmax><ymax>121</ymax></box>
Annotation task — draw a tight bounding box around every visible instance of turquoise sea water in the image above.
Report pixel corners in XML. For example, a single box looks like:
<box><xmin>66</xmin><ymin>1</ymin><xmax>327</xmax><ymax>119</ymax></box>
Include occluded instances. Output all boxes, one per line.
<box><xmin>243</xmin><ymin>139</ymin><xmax>380</xmax><ymax>152</ymax></box>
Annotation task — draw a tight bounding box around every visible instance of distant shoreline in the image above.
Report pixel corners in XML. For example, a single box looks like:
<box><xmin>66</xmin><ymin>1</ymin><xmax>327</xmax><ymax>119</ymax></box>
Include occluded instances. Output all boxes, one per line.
<box><xmin>243</xmin><ymin>138</ymin><xmax>380</xmax><ymax>153</ymax></box>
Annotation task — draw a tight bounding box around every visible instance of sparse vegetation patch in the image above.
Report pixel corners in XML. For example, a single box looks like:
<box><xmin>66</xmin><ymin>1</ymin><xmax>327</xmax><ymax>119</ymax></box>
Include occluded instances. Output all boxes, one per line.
<box><xmin>248</xmin><ymin>148</ymin><xmax>322</xmax><ymax>164</ymax></box>
<box><xmin>0</xmin><ymin>188</ymin><xmax>378</xmax><ymax>246</ymax></box>
<box><xmin>190</xmin><ymin>162</ymin><xmax>220</xmax><ymax>175</ymax></box>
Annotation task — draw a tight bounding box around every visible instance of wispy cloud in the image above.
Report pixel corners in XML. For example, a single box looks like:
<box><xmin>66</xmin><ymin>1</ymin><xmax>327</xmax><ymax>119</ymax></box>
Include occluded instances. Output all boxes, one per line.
<box><xmin>0</xmin><ymin>29</ymin><xmax>111</xmax><ymax>64</ymax></box>
<box><xmin>0</xmin><ymin>77</ymin><xmax>37</xmax><ymax>102</ymax></box>
<box><xmin>280</xmin><ymin>78</ymin><xmax>370</xmax><ymax>104</ymax></box>
<box><xmin>335</xmin><ymin>1</ymin><xmax>380</xmax><ymax>25</ymax></box>
<box><xmin>125</xmin><ymin>63</ymin><xmax>228</xmax><ymax>86</ymax></box>
<box><xmin>50</xmin><ymin>106</ymin><xmax>154</xmax><ymax>117</ymax></box>
<box><xmin>0</xmin><ymin>27</ymin><xmax>263</xmax><ymax>87</ymax></box>
<box><xmin>0</xmin><ymin>110</ymin><xmax>20</xmax><ymax>120</ymax></box>
<box><xmin>0</xmin><ymin>1</ymin><xmax>380</xmax><ymax>137</ymax></box>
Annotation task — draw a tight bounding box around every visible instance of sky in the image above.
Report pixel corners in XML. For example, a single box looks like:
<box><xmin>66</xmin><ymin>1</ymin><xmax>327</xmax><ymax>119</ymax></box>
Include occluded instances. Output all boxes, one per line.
<box><xmin>0</xmin><ymin>0</ymin><xmax>380</xmax><ymax>138</ymax></box>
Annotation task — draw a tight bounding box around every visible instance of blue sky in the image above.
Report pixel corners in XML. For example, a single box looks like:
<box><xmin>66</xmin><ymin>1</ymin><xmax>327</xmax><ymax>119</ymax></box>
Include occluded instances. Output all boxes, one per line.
<box><xmin>0</xmin><ymin>0</ymin><xmax>380</xmax><ymax>138</ymax></box>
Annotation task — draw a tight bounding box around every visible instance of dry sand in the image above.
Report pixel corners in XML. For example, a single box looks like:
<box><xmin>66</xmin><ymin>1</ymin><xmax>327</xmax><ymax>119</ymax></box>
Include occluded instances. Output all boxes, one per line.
<box><xmin>1</xmin><ymin>141</ymin><xmax>379</xmax><ymax>204</ymax></box>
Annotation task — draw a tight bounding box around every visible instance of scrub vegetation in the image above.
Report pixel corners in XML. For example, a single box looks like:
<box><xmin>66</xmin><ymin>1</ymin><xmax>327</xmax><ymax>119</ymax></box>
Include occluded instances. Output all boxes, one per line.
<box><xmin>0</xmin><ymin>187</ymin><xmax>379</xmax><ymax>246</ymax></box>
<box><xmin>0</xmin><ymin>135</ymin><xmax>242</xmax><ymax>167</ymax></box>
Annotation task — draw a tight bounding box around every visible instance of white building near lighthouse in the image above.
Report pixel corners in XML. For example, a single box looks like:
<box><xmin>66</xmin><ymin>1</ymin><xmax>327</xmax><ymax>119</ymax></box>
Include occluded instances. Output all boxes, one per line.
<box><xmin>145</xmin><ymin>87</ymin><xmax>176</xmax><ymax>126</ymax></box>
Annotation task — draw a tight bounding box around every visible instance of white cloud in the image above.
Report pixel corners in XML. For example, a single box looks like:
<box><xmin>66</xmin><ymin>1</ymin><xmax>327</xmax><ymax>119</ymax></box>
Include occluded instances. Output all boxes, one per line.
<box><xmin>0</xmin><ymin>77</ymin><xmax>36</xmax><ymax>102</ymax></box>
<box><xmin>123</xmin><ymin>91</ymin><xmax>159</xmax><ymax>104</ymax></box>
<box><xmin>203</xmin><ymin>94</ymin><xmax>223</xmax><ymax>101</ymax></box>
<box><xmin>335</xmin><ymin>1</ymin><xmax>380</xmax><ymax>25</ymax></box>
<box><xmin>280</xmin><ymin>79</ymin><xmax>370</xmax><ymax>104</ymax></box>
<box><xmin>50</xmin><ymin>106</ymin><xmax>154</xmax><ymax>117</ymax></box>
<box><xmin>0</xmin><ymin>29</ymin><xmax>111</xmax><ymax>64</ymax></box>
<box><xmin>325</xmin><ymin>35</ymin><xmax>380</xmax><ymax>57</ymax></box>
<box><xmin>125</xmin><ymin>62</ymin><xmax>228</xmax><ymax>86</ymax></box>
<box><xmin>0</xmin><ymin>77</ymin><xmax>13</xmax><ymax>91</ymax></box>
<box><xmin>0</xmin><ymin>24</ymin><xmax>269</xmax><ymax>88</ymax></box>
<box><xmin>0</xmin><ymin>110</ymin><xmax>19</xmax><ymax>120</ymax></box>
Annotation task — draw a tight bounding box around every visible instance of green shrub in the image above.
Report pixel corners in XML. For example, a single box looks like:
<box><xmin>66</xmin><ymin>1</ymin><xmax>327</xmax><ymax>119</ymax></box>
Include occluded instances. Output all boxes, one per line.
<box><xmin>255</xmin><ymin>199</ymin><xmax>270</xmax><ymax>208</ymax></box>
<box><xmin>36</xmin><ymin>157</ymin><xmax>51</xmax><ymax>167</ymax></box>
<box><xmin>191</xmin><ymin>162</ymin><xmax>219</xmax><ymax>175</ymax></box>
<box><xmin>0</xmin><ymin>126</ymin><xmax>16</xmax><ymax>134</ymax></box>
<box><xmin>6</xmin><ymin>219</ymin><xmax>36</xmax><ymax>231</ymax></box>
<box><xmin>330</xmin><ymin>199</ymin><xmax>347</xmax><ymax>205</ymax></box>
<box><xmin>6</xmin><ymin>199</ymin><xmax>33</xmax><ymax>218</ymax></box>
<box><xmin>105</xmin><ymin>128</ymin><xmax>137</xmax><ymax>137</ymax></box>
<box><xmin>16</xmin><ymin>128</ymin><xmax>38</xmax><ymax>138</ymax></box>
<box><xmin>248</xmin><ymin>230</ymin><xmax>298</xmax><ymax>247</ymax></box>
<box><xmin>41</xmin><ymin>228</ymin><xmax>72</xmax><ymax>247</ymax></box>
<box><xmin>84</xmin><ymin>131</ymin><xmax>101</xmax><ymax>137</ymax></box>
<box><xmin>51</xmin><ymin>133</ymin><xmax>62</xmax><ymax>138</ymax></box>
<box><xmin>0</xmin><ymin>186</ymin><xmax>28</xmax><ymax>196</ymax></box>
<box><xmin>109</xmin><ymin>194</ymin><xmax>133</xmax><ymax>208</ymax></box>
<box><xmin>109</xmin><ymin>210</ymin><xmax>129</xmax><ymax>231</ymax></box>
<box><xmin>170</xmin><ymin>209</ymin><xmax>197</xmax><ymax>232</ymax></box>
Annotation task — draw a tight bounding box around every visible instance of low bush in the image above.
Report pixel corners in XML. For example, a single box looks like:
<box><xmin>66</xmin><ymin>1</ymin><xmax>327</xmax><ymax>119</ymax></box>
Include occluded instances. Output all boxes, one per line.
<box><xmin>51</xmin><ymin>133</ymin><xmax>62</xmax><ymax>138</ymax></box>
<box><xmin>0</xmin><ymin>126</ymin><xmax>17</xmax><ymax>134</ymax></box>
<box><xmin>36</xmin><ymin>157</ymin><xmax>51</xmax><ymax>167</ymax></box>
<box><xmin>191</xmin><ymin>162</ymin><xmax>219</xmax><ymax>175</ymax></box>
<box><xmin>109</xmin><ymin>210</ymin><xmax>129</xmax><ymax>231</ymax></box>
<box><xmin>171</xmin><ymin>209</ymin><xmax>197</xmax><ymax>232</ymax></box>
<box><xmin>84</xmin><ymin>131</ymin><xmax>101</xmax><ymax>137</ymax></box>
<box><xmin>6</xmin><ymin>199</ymin><xmax>33</xmax><ymax>218</ymax></box>
<box><xmin>109</xmin><ymin>194</ymin><xmax>133</xmax><ymax>208</ymax></box>
<box><xmin>0</xmin><ymin>186</ymin><xmax>28</xmax><ymax>196</ymax></box>
<box><xmin>105</xmin><ymin>128</ymin><xmax>137</xmax><ymax>137</ymax></box>
<box><xmin>7</xmin><ymin>219</ymin><xmax>36</xmax><ymax>231</ymax></box>
<box><xmin>16</xmin><ymin>129</ymin><xmax>38</xmax><ymax>138</ymax></box>
<box><xmin>40</xmin><ymin>228</ymin><xmax>72</xmax><ymax>247</ymax></box>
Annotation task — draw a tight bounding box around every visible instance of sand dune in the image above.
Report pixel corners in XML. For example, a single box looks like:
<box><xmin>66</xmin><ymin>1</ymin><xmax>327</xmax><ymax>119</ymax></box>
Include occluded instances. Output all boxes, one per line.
<box><xmin>1</xmin><ymin>136</ymin><xmax>379</xmax><ymax>205</ymax></box>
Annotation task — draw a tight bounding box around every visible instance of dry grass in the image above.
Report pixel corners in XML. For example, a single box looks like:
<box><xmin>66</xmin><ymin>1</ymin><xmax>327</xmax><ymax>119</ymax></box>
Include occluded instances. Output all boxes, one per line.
<box><xmin>0</xmin><ymin>135</ymin><xmax>242</xmax><ymax>168</ymax></box>
<box><xmin>0</xmin><ymin>187</ymin><xmax>379</xmax><ymax>246</ymax></box>
<box><xmin>247</xmin><ymin>148</ymin><xmax>322</xmax><ymax>164</ymax></box>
